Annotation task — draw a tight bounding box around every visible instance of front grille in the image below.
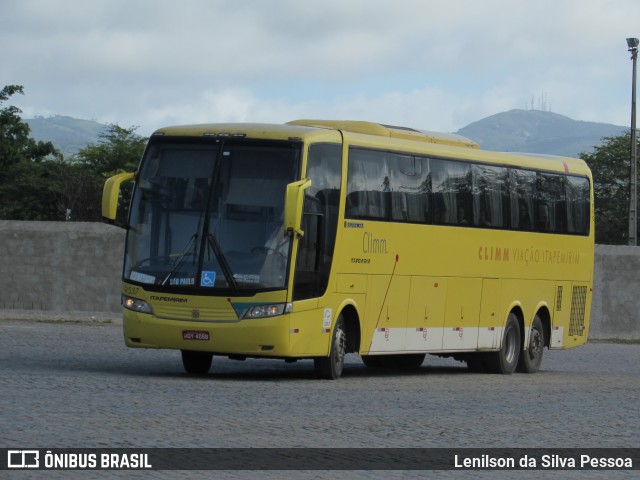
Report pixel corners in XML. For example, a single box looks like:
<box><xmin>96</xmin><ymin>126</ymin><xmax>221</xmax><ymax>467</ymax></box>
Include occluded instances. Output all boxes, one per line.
<box><xmin>153</xmin><ymin>304</ymin><xmax>238</xmax><ymax>321</ymax></box>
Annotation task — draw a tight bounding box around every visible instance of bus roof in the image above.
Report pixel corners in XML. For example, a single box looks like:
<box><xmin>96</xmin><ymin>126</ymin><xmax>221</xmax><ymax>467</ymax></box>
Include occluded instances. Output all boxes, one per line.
<box><xmin>287</xmin><ymin>119</ymin><xmax>480</xmax><ymax>149</ymax></box>
<box><xmin>153</xmin><ymin>120</ymin><xmax>479</xmax><ymax>149</ymax></box>
<box><xmin>151</xmin><ymin>120</ymin><xmax>590</xmax><ymax>176</ymax></box>
<box><xmin>151</xmin><ymin>122</ymin><xmax>339</xmax><ymax>142</ymax></box>
<box><xmin>288</xmin><ymin>119</ymin><xmax>589</xmax><ymax>176</ymax></box>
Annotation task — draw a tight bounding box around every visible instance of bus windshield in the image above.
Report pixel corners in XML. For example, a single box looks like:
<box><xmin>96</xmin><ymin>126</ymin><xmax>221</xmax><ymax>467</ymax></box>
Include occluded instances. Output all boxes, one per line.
<box><xmin>124</xmin><ymin>138</ymin><xmax>301</xmax><ymax>292</ymax></box>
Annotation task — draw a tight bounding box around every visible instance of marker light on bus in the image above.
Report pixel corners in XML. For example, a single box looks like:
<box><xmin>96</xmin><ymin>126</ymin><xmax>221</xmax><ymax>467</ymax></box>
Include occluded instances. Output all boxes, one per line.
<box><xmin>243</xmin><ymin>303</ymin><xmax>292</xmax><ymax>319</ymax></box>
<box><xmin>122</xmin><ymin>295</ymin><xmax>154</xmax><ymax>314</ymax></box>
<box><xmin>203</xmin><ymin>132</ymin><xmax>246</xmax><ymax>138</ymax></box>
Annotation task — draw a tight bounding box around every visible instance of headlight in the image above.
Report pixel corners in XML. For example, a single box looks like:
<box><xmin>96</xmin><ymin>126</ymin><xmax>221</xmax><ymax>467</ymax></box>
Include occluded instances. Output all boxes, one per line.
<box><xmin>122</xmin><ymin>295</ymin><xmax>153</xmax><ymax>314</ymax></box>
<box><xmin>243</xmin><ymin>303</ymin><xmax>292</xmax><ymax>319</ymax></box>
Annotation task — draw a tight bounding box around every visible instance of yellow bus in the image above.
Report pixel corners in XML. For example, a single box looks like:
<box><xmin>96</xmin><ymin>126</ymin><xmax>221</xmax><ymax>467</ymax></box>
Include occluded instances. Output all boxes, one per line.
<box><xmin>103</xmin><ymin>120</ymin><xmax>593</xmax><ymax>379</ymax></box>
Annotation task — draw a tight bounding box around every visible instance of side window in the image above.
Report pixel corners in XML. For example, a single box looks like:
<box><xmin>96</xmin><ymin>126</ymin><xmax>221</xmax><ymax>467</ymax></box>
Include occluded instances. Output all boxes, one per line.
<box><xmin>472</xmin><ymin>164</ymin><xmax>509</xmax><ymax>228</ymax></box>
<box><xmin>565</xmin><ymin>176</ymin><xmax>590</xmax><ymax>235</ymax></box>
<box><xmin>509</xmin><ymin>169</ymin><xmax>536</xmax><ymax>231</ymax></box>
<box><xmin>389</xmin><ymin>154</ymin><xmax>431</xmax><ymax>223</ymax></box>
<box><xmin>344</xmin><ymin>148</ymin><xmax>591</xmax><ymax>236</ymax></box>
<box><xmin>346</xmin><ymin>149</ymin><xmax>389</xmax><ymax>220</ymax></box>
<box><xmin>432</xmin><ymin>159</ymin><xmax>472</xmax><ymax>225</ymax></box>
<box><xmin>537</xmin><ymin>173</ymin><xmax>566</xmax><ymax>233</ymax></box>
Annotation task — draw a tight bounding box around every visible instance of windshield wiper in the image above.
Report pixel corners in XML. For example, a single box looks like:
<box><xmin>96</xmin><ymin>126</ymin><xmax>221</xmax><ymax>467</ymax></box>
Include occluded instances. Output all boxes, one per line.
<box><xmin>195</xmin><ymin>144</ymin><xmax>237</xmax><ymax>292</ymax></box>
<box><xmin>161</xmin><ymin>233</ymin><xmax>198</xmax><ymax>286</ymax></box>
<box><xmin>159</xmin><ymin>232</ymin><xmax>237</xmax><ymax>290</ymax></box>
<box><xmin>205</xmin><ymin>233</ymin><xmax>238</xmax><ymax>291</ymax></box>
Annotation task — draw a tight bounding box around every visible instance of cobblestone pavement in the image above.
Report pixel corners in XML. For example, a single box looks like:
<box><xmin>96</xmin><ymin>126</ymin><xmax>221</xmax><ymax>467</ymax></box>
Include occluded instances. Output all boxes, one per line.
<box><xmin>1</xmin><ymin>319</ymin><xmax>639</xmax><ymax>480</ymax></box>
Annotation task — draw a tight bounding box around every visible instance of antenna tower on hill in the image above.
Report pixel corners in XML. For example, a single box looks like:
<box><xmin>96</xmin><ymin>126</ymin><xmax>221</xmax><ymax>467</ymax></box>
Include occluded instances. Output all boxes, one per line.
<box><xmin>528</xmin><ymin>92</ymin><xmax>550</xmax><ymax>112</ymax></box>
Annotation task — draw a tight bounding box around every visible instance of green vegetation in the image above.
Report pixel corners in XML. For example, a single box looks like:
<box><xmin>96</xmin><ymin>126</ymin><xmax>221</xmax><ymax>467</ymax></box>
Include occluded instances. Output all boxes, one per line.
<box><xmin>0</xmin><ymin>85</ymin><xmax>146</xmax><ymax>222</ymax></box>
<box><xmin>580</xmin><ymin>132</ymin><xmax>639</xmax><ymax>245</ymax></box>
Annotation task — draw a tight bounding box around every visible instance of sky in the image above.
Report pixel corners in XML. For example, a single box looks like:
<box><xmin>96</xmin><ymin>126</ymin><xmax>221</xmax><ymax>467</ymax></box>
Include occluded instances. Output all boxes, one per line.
<box><xmin>2</xmin><ymin>0</ymin><xmax>640</xmax><ymax>136</ymax></box>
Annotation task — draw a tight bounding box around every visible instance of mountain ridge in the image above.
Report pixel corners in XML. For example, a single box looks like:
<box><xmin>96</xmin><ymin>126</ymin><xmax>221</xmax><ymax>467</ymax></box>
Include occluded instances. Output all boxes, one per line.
<box><xmin>455</xmin><ymin>109</ymin><xmax>626</xmax><ymax>157</ymax></box>
<box><xmin>25</xmin><ymin>115</ymin><xmax>108</xmax><ymax>157</ymax></box>
<box><xmin>24</xmin><ymin>109</ymin><xmax>628</xmax><ymax>158</ymax></box>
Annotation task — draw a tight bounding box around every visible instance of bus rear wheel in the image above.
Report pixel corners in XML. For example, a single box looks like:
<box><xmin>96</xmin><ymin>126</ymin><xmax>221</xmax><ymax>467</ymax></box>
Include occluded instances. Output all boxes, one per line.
<box><xmin>314</xmin><ymin>316</ymin><xmax>346</xmax><ymax>380</ymax></box>
<box><xmin>517</xmin><ymin>315</ymin><xmax>544</xmax><ymax>373</ymax></box>
<box><xmin>485</xmin><ymin>313</ymin><xmax>521</xmax><ymax>374</ymax></box>
<box><xmin>181</xmin><ymin>350</ymin><xmax>213</xmax><ymax>374</ymax></box>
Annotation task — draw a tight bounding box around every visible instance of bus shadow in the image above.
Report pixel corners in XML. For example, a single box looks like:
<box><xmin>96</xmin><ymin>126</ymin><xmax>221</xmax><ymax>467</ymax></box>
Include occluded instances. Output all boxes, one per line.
<box><xmin>23</xmin><ymin>350</ymin><xmax>471</xmax><ymax>381</ymax></box>
<box><xmin>197</xmin><ymin>360</ymin><xmax>469</xmax><ymax>382</ymax></box>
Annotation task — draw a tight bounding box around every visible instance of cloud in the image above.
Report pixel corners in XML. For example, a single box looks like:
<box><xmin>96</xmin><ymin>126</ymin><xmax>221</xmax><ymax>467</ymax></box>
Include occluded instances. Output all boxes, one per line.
<box><xmin>3</xmin><ymin>0</ymin><xmax>640</xmax><ymax>134</ymax></box>
<box><xmin>131</xmin><ymin>86</ymin><xmax>502</xmax><ymax>136</ymax></box>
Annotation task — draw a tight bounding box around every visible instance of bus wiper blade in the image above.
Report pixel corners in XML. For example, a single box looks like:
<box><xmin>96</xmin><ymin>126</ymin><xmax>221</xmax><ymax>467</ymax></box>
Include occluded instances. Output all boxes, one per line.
<box><xmin>161</xmin><ymin>233</ymin><xmax>198</xmax><ymax>286</ymax></box>
<box><xmin>206</xmin><ymin>233</ymin><xmax>238</xmax><ymax>291</ymax></box>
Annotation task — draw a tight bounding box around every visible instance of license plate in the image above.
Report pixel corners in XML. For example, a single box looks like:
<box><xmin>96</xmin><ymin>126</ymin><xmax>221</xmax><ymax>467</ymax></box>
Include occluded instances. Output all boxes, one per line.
<box><xmin>182</xmin><ymin>330</ymin><xmax>210</xmax><ymax>341</ymax></box>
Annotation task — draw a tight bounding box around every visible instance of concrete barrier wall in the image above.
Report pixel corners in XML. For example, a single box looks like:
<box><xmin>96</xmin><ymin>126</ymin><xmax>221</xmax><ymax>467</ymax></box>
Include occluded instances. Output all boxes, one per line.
<box><xmin>591</xmin><ymin>244</ymin><xmax>640</xmax><ymax>340</ymax></box>
<box><xmin>1</xmin><ymin>221</ymin><xmax>639</xmax><ymax>339</ymax></box>
<box><xmin>0</xmin><ymin>221</ymin><xmax>124</xmax><ymax>321</ymax></box>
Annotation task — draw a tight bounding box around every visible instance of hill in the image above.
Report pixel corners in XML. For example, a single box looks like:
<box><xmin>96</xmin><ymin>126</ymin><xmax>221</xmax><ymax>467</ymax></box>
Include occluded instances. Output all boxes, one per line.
<box><xmin>24</xmin><ymin>110</ymin><xmax>627</xmax><ymax>159</ymax></box>
<box><xmin>455</xmin><ymin>109</ymin><xmax>626</xmax><ymax>157</ymax></box>
<box><xmin>25</xmin><ymin>115</ymin><xmax>108</xmax><ymax>158</ymax></box>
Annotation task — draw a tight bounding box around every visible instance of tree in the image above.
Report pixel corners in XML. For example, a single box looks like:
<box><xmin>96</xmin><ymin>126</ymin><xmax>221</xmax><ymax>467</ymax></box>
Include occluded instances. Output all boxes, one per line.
<box><xmin>68</xmin><ymin>124</ymin><xmax>146</xmax><ymax>221</ymax></box>
<box><xmin>0</xmin><ymin>84</ymin><xmax>145</xmax><ymax>222</ymax></box>
<box><xmin>73</xmin><ymin>124</ymin><xmax>145</xmax><ymax>175</ymax></box>
<box><xmin>0</xmin><ymin>85</ymin><xmax>59</xmax><ymax>170</ymax></box>
<box><xmin>0</xmin><ymin>159</ymin><xmax>67</xmax><ymax>220</ymax></box>
<box><xmin>0</xmin><ymin>85</ymin><xmax>63</xmax><ymax>220</ymax></box>
<box><xmin>580</xmin><ymin>131</ymin><xmax>639</xmax><ymax>244</ymax></box>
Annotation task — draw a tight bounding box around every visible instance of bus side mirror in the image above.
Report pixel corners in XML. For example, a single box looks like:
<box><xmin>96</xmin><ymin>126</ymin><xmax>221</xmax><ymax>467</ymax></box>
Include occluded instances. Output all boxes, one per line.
<box><xmin>284</xmin><ymin>178</ymin><xmax>311</xmax><ymax>237</ymax></box>
<box><xmin>102</xmin><ymin>172</ymin><xmax>135</xmax><ymax>227</ymax></box>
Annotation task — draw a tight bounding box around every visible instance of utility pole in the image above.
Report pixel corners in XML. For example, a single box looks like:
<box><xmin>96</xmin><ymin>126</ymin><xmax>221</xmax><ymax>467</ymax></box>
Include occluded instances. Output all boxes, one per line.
<box><xmin>627</xmin><ymin>38</ymin><xmax>639</xmax><ymax>246</ymax></box>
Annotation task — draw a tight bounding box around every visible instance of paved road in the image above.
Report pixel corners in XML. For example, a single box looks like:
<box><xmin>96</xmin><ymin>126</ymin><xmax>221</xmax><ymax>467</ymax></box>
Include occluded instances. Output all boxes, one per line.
<box><xmin>1</xmin><ymin>319</ymin><xmax>639</xmax><ymax>479</ymax></box>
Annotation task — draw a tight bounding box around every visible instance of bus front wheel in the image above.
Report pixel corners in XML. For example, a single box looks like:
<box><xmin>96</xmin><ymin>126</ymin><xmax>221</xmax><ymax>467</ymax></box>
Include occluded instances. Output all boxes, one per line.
<box><xmin>485</xmin><ymin>313</ymin><xmax>521</xmax><ymax>374</ymax></box>
<box><xmin>181</xmin><ymin>350</ymin><xmax>213</xmax><ymax>375</ymax></box>
<box><xmin>314</xmin><ymin>316</ymin><xmax>346</xmax><ymax>380</ymax></box>
<box><xmin>517</xmin><ymin>315</ymin><xmax>544</xmax><ymax>373</ymax></box>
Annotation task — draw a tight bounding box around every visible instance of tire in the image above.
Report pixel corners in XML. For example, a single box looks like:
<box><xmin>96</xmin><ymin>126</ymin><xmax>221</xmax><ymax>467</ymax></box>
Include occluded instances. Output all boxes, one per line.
<box><xmin>181</xmin><ymin>350</ymin><xmax>213</xmax><ymax>374</ymax></box>
<box><xmin>314</xmin><ymin>316</ymin><xmax>347</xmax><ymax>380</ymax></box>
<box><xmin>362</xmin><ymin>354</ymin><xmax>425</xmax><ymax>369</ymax></box>
<box><xmin>485</xmin><ymin>313</ymin><xmax>521</xmax><ymax>374</ymax></box>
<box><xmin>517</xmin><ymin>315</ymin><xmax>545</xmax><ymax>373</ymax></box>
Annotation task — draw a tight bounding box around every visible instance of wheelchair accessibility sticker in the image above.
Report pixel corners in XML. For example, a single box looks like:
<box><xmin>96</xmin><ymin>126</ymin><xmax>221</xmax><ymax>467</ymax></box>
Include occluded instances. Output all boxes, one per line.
<box><xmin>200</xmin><ymin>271</ymin><xmax>216</xmax><ymax>287</ymax></box>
